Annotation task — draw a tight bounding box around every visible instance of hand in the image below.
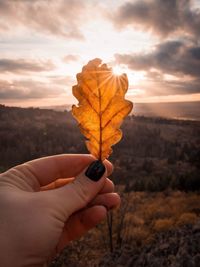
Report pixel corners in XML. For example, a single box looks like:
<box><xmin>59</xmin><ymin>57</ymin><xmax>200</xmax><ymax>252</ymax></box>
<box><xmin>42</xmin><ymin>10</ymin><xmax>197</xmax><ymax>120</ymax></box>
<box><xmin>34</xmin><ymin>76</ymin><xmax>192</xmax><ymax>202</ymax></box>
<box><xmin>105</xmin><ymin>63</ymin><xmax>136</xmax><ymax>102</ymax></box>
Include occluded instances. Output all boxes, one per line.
<box><xmin>0</xmin><ymin>154</ymin><xmax>120</xmax><ymax>267</ymax></box>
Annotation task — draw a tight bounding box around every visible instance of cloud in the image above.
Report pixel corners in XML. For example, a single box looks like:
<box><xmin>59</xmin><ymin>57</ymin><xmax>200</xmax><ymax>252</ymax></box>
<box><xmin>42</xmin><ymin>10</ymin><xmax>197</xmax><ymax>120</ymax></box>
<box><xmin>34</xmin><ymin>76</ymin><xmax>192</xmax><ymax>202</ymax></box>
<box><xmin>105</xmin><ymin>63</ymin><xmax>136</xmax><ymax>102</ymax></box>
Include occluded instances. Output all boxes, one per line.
<box><xmin>62</xmin><ymin>54</ymin><xmax>80</xmax><ymax>63</ymax></box>
<box><xmin>111</xmin><ymin>0</ymin><xmax>200</xmax><ymax>38</ymax></box>
<box><xmin>0</xmin><ymin>58</ymin><xmax>55</xmax><ymax>73</ymax></box>
<box><xmin>115</xmin><ymin>40</ymin><xmax>200</xmax><ymax>78</ymax></box>
<box><xmin>0</xmin><ymin>0</ymin><xmax>87</xmax><ymax>39</ymax></box>
<box><xmin>128</xmin><ymin>75</ymin><xmax>200</xmax><ymax>97</ymax></box>
<box><xmin>115</xmin><ymin>39</ymin><xmax>200</xmax><ymax>96</ymax></box>
<box><xmin>0</xmin><ymin>79</ymin><xmax>64</xmax><ymax>99</ymax></box>
<box><xmin>138</xmin><ymin>78</ymin><xmax>200</xmax><ymax>96</ymax></box>
<box><xmin>48</xmin><ymin>75</ymin><xmax>75</xmax><ymax>86</ymax></box>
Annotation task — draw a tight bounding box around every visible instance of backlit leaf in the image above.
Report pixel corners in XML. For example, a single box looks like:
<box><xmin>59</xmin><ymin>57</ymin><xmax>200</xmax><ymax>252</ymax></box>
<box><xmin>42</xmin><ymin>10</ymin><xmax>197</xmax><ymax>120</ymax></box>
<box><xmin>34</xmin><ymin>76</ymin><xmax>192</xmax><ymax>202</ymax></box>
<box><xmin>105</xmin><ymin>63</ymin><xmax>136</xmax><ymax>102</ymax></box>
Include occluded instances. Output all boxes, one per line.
<box><xmin>72</xmin><ymin>58</ymin><xmax>133</xmax><ymax>161</ymax></box>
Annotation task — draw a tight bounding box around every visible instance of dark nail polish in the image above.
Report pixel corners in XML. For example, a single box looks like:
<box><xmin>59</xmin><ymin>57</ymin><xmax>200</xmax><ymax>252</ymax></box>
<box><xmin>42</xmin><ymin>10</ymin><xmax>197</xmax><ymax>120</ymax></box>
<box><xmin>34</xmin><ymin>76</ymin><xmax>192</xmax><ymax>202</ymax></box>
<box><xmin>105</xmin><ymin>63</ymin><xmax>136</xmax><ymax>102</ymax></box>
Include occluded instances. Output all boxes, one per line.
<box><xmin>85</xmin><ymin>160</ymin><xmax>106</xmax><ymax>181</ymax></box>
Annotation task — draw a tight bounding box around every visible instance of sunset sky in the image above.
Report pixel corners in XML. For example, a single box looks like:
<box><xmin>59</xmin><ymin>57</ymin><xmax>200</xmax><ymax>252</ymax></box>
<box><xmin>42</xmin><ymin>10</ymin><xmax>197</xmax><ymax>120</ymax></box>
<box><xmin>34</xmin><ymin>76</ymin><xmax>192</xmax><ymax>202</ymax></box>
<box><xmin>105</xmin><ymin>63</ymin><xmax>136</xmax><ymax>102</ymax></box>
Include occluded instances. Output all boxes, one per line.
<box><xmin>0</xmin><ymin>0</ymin><xmax>200</xmax><ymax>107</ymax></box>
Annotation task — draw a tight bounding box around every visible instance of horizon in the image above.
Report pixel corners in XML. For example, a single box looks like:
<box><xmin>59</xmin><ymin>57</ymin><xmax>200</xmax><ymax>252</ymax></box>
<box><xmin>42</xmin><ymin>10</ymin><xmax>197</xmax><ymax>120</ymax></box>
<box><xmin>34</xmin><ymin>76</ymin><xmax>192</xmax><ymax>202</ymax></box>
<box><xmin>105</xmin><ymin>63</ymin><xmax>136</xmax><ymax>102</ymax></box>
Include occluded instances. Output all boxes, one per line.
<box><xmin>0</xmin><ymin>0</ymin><xmax>200</xmax><ymax>107</ymax></box>
<box><xmin>2</xmin><ymin>99</ymin><xmax>200</xmax><ymax>108</ymax></box>
<box><xmin>2</xmin><ymin>101</ymin><xmax>200</xmax><ymax>122</ymax></box>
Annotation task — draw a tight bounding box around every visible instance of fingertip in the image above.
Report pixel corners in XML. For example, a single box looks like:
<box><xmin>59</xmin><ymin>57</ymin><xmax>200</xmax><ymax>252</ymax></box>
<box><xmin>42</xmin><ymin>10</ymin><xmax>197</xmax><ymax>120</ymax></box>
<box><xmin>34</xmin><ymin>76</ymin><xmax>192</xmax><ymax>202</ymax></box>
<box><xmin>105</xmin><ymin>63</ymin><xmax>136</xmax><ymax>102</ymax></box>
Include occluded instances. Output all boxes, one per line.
<box><xmin>110</xmin><ymin>193</ymin><xmax>121</xmax><ymax>210</ymax></box>
<box><xmin>90</xmin><ymin>192</ymin><xmax>121</xmax><ymax>210</ymax></box>
<box><xmin>100</xmin><ymin>178</ymin><xmax>115</xmax><ymax>194</ymax></box>
<box><xmin>103</xmin><ymin>159</ymin><xmax>113</xmax><ymax>176</ymax></box>
<box><xmin>81</xmin><ymin>205</ymin><xmax>107</xmax><ymax>226</ymax></box>
<box><xmin>90</xmin><ymin>205</ymin><xmax>107</xmax><ymax>223</ymax></box>
<box><xmin>97</xmin><ymin>205</ymin><xmax>108</xmax><ymax>215</ymax></box>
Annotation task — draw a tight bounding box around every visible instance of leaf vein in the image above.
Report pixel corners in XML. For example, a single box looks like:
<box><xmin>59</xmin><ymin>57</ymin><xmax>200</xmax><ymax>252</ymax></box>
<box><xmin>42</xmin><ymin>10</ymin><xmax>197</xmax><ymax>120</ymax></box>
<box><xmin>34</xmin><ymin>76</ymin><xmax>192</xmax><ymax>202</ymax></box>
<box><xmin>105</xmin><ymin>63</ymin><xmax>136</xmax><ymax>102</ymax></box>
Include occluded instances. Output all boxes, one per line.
<box><xmin>102</xmin><ymin>103</ymin><xmax>131</xmax><ymax>130</ymax></box>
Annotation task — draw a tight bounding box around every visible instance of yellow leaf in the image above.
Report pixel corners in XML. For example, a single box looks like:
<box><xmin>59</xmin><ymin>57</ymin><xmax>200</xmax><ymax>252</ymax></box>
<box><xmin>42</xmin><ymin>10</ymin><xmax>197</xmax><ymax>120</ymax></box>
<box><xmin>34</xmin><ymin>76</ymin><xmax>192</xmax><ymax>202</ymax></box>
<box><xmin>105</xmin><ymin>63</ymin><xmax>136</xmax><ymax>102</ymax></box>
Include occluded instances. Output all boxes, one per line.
<box><xmin>72</xmin><ymin>58</ymin><xmax>133</xmax><ymax>161</ymax></box>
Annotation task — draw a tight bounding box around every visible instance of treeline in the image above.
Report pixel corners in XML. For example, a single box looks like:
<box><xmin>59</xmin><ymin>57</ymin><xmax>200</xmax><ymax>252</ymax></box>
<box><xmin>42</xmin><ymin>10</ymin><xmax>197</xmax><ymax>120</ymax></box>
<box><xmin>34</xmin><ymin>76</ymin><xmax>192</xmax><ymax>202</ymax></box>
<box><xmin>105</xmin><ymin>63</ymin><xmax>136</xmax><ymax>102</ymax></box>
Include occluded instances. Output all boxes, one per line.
<box><xmin>0</xmin><ymin>105</ymin><xmax>86</xmax><ymax>170</ymax></box>
<box><xmin>113</xmin><ymin>116</ymin><xmax>200</xmax><ymax>191</ymax></box>
<box><xmin>0</xmin><ymin>104</ymin><xmax>199</xmax><ymax>191</ymax></box>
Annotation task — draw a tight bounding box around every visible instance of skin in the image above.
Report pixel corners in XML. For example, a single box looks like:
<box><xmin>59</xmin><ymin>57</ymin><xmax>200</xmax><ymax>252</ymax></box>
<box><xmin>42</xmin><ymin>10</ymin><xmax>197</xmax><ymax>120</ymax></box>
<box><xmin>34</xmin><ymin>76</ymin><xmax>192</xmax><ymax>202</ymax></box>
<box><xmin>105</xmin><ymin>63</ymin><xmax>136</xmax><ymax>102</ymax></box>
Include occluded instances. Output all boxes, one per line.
<box><xmin>0</xmin><ymin>154</ymin><xmax>120</xmax><ymax>267</ymax></box>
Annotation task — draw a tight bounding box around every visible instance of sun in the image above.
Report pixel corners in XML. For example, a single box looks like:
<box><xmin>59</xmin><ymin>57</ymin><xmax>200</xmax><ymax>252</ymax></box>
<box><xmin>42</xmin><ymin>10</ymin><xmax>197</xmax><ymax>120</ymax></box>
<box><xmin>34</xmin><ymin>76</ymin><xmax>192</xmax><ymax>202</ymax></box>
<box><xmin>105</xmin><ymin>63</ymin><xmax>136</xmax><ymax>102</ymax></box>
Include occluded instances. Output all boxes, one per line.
<box><xmin>112</xmin><ymin>65</ymin><xmax>146</xmax><ymax>85</ymax></box>
<box><xmin>112</xmin><ymin>65</ymin><xmax>124</xmax><ymax>76</ymax></box>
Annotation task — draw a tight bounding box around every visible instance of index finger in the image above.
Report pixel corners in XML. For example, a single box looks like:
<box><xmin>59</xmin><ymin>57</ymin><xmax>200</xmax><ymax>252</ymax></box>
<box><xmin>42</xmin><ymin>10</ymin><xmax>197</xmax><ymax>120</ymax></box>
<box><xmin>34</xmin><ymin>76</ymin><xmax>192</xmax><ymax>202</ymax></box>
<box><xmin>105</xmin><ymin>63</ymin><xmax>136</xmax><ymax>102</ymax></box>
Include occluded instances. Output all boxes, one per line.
<box><xmin>13</xmin><ymin>154</ymin><xmax>113</xmax><ymax>187</ymax></box>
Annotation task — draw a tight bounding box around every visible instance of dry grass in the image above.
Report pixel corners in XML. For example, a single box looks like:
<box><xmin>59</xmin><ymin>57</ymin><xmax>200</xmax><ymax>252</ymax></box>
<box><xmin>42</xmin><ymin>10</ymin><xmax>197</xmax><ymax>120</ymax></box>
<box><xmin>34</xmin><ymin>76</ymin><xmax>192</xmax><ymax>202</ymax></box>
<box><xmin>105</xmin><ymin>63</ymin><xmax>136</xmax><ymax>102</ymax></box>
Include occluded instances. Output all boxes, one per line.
<box><xmin>153</xmin><ymin>218</ymin><xmax>174</xmax><ymax>232</ymax></box>
<box><xmin>176</xmin><ymin>212</ymin><xmax>198</xmax><ymax>226</ymax></box>
<box><xmin>104</xmin><ymin>190</ymin><xmax>200</xmax><ymax>251</ymax></box>
<box><xmin>52</xmin><ymin>190</ymin><xmax>200</xmax><ymax>267</ymax></box>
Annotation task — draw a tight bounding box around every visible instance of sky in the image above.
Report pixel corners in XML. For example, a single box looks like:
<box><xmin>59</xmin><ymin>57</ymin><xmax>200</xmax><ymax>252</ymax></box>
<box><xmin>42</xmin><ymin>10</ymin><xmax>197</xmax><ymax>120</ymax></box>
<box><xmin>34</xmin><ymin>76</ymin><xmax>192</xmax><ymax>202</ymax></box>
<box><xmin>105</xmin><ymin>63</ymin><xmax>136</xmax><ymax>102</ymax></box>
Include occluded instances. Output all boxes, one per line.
<box><xmin>0</xmin><ymin>0</ymin><xmax>200</xmax><ymax>107</ymax></box>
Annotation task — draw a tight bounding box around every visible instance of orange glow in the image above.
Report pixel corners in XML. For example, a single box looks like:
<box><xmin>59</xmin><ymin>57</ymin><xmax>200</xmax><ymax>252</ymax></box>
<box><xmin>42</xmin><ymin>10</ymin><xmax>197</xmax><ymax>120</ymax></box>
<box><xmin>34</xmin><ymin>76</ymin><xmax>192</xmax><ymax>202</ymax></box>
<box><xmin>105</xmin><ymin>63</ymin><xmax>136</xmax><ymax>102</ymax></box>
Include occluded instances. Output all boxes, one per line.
<box><xmin>132</xmin><ymin>93</ymin><xmax>200</xmax><ymax>103</ymax></box>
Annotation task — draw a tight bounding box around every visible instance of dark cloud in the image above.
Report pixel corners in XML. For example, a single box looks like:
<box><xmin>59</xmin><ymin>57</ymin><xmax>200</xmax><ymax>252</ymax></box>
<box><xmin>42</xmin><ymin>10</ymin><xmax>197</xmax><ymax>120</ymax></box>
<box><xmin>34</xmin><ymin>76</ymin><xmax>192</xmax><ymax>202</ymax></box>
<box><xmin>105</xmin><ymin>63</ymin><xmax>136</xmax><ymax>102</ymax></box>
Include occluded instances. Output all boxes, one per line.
<box><xmin>0</xmin><ymin>0</ymin><xmax>86</xmax><ymax>39</ymax></box>
<box><xmin>115</xmin><ymin>40</ymin><xmax>200</xmax><ymax>78</ymax></box>
<box><xmin>115</xmin><ymin>39</ymin><xmax>200</xmax><ymax>96</ymax></box>
<box><xmin>134</xmin><ymin>78</ymin><xmax>200</xmax><ymax>96</ymax></box>
<box><xmin>112</xmin><ymin>0</ymin><xmax>200</xmax><ymax>38</ymax></box>
<box><xmin>0</xmin><ymin>79</ymin><xmax>64</xmax><ymax>99</ymax></box>
<box><xmin>0</xmin><ymin>58</ymin><xmax>55</xmax><ymax>73</ymax></box>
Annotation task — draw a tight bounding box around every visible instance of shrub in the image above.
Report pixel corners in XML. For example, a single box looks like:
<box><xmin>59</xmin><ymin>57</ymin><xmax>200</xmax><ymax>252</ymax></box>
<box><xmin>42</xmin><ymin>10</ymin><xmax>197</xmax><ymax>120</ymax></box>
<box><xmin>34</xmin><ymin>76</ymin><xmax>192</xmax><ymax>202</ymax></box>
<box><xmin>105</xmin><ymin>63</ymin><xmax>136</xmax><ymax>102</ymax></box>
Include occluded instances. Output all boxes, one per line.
<box><xmin>124</xmin><ymin>213</ymin><xmax>144</xmax><ymax>227</ymax></box>
<box><xmin>176</xmin><ymin>212</ymin><xmax>198</xmax><ymax>226</ymax></box>
<box><xmin>125</xmin><ymin>226</ymin><xmax>150</xmax><ymax>246</ymax></box>
<box><xmin>153</xmin><ymin>218</ymin><xmax>174</xmax><ymax>232</ymax></box>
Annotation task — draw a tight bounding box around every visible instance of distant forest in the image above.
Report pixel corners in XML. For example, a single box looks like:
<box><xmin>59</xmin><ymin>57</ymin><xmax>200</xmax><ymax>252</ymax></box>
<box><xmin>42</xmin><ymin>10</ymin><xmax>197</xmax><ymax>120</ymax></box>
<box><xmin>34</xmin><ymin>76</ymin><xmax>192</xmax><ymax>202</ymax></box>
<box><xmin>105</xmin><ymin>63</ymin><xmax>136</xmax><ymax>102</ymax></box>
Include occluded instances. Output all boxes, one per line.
<box><xmin>0</xmin><ymin>104</ymin><xmax>200</xmax><ymax>191</ymax></box>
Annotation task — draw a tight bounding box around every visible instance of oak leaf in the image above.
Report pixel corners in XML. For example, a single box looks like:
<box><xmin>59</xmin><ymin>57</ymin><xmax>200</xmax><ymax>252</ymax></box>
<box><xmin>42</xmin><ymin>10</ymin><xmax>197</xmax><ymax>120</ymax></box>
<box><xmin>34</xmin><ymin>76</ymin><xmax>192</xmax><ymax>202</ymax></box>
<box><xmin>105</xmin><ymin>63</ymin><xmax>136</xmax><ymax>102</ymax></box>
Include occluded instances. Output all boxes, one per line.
<box><xmin>72</xmin><ymin>58</ymin><xmax>133</xmax><ymax>161</ymax></box>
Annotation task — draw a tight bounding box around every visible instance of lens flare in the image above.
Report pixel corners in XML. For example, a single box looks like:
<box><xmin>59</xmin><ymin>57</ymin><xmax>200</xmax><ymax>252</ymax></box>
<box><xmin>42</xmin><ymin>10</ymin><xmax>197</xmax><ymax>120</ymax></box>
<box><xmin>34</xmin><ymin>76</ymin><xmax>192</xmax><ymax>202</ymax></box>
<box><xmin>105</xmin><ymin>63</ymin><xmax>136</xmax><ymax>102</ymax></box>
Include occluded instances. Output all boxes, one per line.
<box><xmin>112</xmin><ymin>65</ymin><xmax>124</xmax><ymax>75</ymax></box>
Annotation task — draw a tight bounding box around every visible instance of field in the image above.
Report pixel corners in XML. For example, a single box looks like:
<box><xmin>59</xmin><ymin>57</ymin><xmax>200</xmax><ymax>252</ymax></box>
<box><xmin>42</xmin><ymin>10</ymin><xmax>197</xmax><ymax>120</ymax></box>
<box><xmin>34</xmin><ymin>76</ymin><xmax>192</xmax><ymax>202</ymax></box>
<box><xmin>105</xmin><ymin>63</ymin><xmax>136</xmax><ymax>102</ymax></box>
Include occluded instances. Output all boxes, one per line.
<box><xmin>51</xmin><ymin>190</ymin><xmax>200</xmax><ymax>267</ymax></box>
<box><xmin>0</xmin><ymin>105</ymin><xmax>200</xmax><ymax>267</ymax></box>
<box><xmin>1</xmin><ymin>104</ymin><xmax>199</xmax><ymax>192</ymax></box>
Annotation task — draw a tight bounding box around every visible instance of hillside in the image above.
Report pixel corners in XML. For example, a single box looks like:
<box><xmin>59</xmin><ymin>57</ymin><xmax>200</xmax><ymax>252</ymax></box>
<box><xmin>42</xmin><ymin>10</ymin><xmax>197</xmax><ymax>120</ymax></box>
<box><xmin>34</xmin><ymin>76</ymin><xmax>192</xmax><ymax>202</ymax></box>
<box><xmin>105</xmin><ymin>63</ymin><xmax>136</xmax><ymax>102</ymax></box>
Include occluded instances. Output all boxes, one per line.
<box><xmin>0</xmin><ymin>104</ymin><xmax>199</xmax><ymax>191</ymax></box>
<box><xmin>0</xmin><ymin>105</ymin><xmax>200</xmax><ymax>267</ymax></box>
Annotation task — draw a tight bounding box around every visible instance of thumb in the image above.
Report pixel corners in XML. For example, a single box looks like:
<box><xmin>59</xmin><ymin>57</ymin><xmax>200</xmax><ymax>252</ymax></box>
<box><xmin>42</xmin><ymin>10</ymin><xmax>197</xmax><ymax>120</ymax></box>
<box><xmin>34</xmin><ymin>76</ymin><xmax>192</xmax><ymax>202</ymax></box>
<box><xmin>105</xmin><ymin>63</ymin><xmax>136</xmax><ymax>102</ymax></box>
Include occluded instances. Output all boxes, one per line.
<box><xmin>43</xmin><ymin>160</ymin><xmax>107</xmax><ymax>220</ymax></box>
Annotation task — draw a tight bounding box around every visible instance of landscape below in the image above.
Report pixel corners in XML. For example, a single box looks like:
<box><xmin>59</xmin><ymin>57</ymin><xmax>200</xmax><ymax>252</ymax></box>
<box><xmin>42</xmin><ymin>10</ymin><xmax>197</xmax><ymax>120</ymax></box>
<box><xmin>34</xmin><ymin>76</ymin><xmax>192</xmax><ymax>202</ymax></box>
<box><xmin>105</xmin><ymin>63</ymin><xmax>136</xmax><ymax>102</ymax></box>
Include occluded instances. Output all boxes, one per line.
<box><xmin>41</xmin><ymin>101</ymin><xmax>200</xmax><ymax>121</ymax></box>
<box><xmin>0</xmin><ymin>104</ymin><xmax>199</xmax><ymax>267</ymax></box>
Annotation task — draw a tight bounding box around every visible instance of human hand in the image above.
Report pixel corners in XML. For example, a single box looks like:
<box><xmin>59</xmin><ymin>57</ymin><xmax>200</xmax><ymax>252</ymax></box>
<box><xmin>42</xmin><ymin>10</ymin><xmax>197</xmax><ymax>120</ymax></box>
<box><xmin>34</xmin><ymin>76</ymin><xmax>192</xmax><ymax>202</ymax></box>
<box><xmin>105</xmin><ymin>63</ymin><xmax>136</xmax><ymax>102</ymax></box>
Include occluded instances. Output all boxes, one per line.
<box><xmin>0</xmin><ymin>154</ymin><xmax>120</xmax><ymax>267</ymax></box>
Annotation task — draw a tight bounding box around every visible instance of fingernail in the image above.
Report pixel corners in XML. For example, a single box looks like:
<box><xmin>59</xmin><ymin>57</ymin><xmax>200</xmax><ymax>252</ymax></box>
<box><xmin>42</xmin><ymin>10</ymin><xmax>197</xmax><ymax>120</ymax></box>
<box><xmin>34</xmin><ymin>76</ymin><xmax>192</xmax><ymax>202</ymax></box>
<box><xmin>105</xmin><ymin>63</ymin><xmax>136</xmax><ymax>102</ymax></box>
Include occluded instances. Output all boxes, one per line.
<box><xmin>85</xmin><ymin>160</ymin><xmax>106</xmax><ymax>181</ymax></box>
